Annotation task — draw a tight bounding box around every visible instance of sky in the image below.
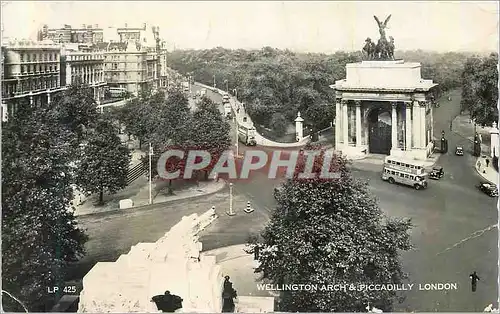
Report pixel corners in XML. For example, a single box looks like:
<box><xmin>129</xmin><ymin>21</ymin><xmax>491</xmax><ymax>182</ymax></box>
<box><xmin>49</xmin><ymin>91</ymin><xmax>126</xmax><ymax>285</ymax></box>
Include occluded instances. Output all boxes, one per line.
<box><xmin>1</xmin><ymin>1</ymin><xmax>499</xmax><ymax>53</ymax></box>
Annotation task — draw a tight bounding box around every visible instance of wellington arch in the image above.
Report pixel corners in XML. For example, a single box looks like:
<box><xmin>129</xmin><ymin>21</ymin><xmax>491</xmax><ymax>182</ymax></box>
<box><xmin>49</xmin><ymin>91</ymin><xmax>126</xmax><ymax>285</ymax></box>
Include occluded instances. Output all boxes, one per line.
<box><xmin>331</xmin><ymin>60</ymin><xmax>438</xmax><ymax>161</ymax></box>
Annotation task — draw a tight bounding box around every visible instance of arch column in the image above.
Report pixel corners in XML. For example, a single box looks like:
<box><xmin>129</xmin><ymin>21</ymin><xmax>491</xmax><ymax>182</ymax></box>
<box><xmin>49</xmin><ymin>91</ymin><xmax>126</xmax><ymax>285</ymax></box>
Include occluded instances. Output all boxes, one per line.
<box><xmin>342</xmin><ymin>99</ymin><xmax>348</xmax><ymax>146</ymax></box>
<box><xmin>355</xmin><ymin>101</ymin><xmax>362</xmax><ymax>147</ymax></box>
<box><xmin>404</xmin><ymin>101</ymin><xmax>412</xmax><ymax>151</ymax></box>
<box><xmin>420</xmin><ymin>102</ymin><xmax>427</xmax><ymax>147</ymax></box>
<box><xmin>335</xmin><ymin>98</ymin><xmax>341</xmax><ymax>148</ymax></box>
<box><xmin>412</xmin><ymin>100</ymin><xmax>421</xmax><ymax>148</ymax></box>
<box><xmin>391</xmin><ymin>102</ymin><xmax>398</xmax><ymax>150</ymax></box>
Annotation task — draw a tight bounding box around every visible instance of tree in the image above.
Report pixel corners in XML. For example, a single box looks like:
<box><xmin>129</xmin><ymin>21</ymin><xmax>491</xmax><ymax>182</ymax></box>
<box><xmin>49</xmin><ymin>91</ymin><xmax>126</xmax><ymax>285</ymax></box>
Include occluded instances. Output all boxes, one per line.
<box><xmin>2</xmin><ymin>100</ymin><xmax>88</xmax><ymax>311</ymax></box>
<box><xmin>152</xmin><ymin>88</ymin><xmax>192</xmax><ymax>148</ymax></box>
<box><xmin>269</xmin><ymin>112</ymin><xmax>288</xmax><ymax>137</ymax></box>
<box><xmin>191</xmin><ymin>96</ymin><xmax>232</xmax><ymax>180</ymax></box>
<box><xmin>461</xmin><ymin>53</ymin><xmax>499</xmax><ymax>126</ymax></box>
<box><xmin>51</xmin><ymin>81</ymin><xmax>99</xmax><ymax>142</ymax></box>
<box><xmin>251</xmin><ymin>145</ymin><xmax>412</xmax><ymax>312</ymax></box>
<box><xmin>75</xmin><ymin>115</ymin><xmax>131</xmax><ymax>205</ymax></box>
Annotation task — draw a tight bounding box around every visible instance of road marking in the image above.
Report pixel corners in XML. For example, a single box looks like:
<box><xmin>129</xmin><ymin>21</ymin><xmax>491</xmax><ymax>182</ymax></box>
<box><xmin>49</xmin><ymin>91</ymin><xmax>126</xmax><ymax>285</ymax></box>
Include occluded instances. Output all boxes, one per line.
<box><xmin>435</xmin><ymin>223</ymin><xmax>498</xmax><ymax>256</ymax></box>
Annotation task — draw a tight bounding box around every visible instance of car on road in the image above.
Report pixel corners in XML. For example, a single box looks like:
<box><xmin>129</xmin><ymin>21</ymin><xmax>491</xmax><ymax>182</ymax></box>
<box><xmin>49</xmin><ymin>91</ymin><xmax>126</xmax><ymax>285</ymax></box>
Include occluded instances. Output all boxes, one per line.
<box><xmin>455</xmin><ymin>146</ymin><xmax>463</xmax><ymax>156</ymax></box>
<box><xmin>429</xmin><ymin>166</ymin><xmax>444</xmax><ymax>180</ymax></box>
<box><xmin>476</xmin><ymin>182</ymin><xmax>498</xmax><ymax>197</ymax></box>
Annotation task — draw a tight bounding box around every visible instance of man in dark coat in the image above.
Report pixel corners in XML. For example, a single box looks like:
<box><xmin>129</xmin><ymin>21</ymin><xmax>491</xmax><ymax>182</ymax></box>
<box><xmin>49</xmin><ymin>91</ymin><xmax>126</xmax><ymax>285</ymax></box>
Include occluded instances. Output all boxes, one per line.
<box><xmin>470</xmin><ymin>271</ymin><xmax>480</xmax><ymax>292</ymax></box>
<box><xmin>151</xmin><ymin>291</ymin><xmax>183</xmax><ymax>312</ymax></box>
<box><xmin>222</xmin><ymin>276</ymin><xmax>237</xmax><ymax>312</ymax></box>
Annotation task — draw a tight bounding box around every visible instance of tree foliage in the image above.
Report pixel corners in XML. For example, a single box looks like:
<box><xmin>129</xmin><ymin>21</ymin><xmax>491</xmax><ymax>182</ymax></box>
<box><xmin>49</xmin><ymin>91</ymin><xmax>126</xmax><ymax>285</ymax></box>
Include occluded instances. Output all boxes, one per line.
<box><xmin>190</xmin><ymin>96</ymin><xmax>232</xmax><ymax>179</ymax></box>
<box><xmin>167</xmin><ymin>48</ymin><xmax>472</xmax><ymax>133</ymax></box>
<box><xmin>75</xmin><ymin>115</ymin><xmax>131</xmax><ymax>205</ymax></box>
<box><xmin>461</xmin><ymin>53</ymin><xmax>499</xmax><ymax>126</ymax></box>
<box><xmin>251</xmin><ymin>145</ymin><xmax>412</xmax><ymax>312</ymax></box>
<box><xmin>51</xmin><ymin>82</ymin><xmax>99</xmax><ymax>141</ymax></box>
<box><xmin>2</xmin><ymin>100</ymin><xmax>88</xmax><ymax>311</ymax></box>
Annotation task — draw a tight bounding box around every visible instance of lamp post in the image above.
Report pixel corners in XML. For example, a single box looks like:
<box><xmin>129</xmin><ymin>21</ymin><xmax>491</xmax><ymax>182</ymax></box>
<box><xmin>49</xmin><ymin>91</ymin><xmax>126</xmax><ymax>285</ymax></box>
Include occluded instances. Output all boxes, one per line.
<box><xmin>227</xmin><ymin>183</ymin><xmax>235</xmax><ymax>216</ymax></box>
<box><xmin>235</xmin><ymin>122</ymin><xmax>239</xmax><ymax>158</ymax></box>
<box><xmin>149</xmin><ymin>143</ymin><xmax>153</xmax><ymax>204</ymax></box>
<box><xmin>224</xmin><ymin>79</ymin><xmax>228</xmax><ymax>92</ymax></box>
<box><xmin>233</xmin><ymin>88</ymin><xmax>238</xmax><ymax>100</ymax></box>
<box><xmin>213</xmin><ymin>75</ymin><xmax>216</xmax><ymax>88</ymax></box>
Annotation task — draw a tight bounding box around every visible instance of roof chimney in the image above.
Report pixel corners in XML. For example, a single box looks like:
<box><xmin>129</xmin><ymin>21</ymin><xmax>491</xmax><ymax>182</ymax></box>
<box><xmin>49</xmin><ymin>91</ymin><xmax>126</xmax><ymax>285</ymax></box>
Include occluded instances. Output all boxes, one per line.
<box><xmin>82</xmin><ymin>24</ymin><xmax>86</xmax><ymax>29</ymax></box>
<box><xmin>94</xmin><ymin>24</ymin><xmax>99</xmax><ymax>28</ymax></box>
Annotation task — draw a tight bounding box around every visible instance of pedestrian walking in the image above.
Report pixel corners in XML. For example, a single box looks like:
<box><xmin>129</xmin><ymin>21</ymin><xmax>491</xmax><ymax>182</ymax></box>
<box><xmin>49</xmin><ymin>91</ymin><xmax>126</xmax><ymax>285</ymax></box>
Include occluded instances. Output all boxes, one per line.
<box><xmin>486</xmin><ymin>159</ymin><xmax>490</xmax><ymax>167</ymax></box>
<box><xmin>469</xmin><ymin>271</ymin><xmax>480</xmax><ymax>292</ymax></box>
<box><xmin>450</xmin><ymin>120</ymin><xmax>452</xmax><ymax>131</ymax></box>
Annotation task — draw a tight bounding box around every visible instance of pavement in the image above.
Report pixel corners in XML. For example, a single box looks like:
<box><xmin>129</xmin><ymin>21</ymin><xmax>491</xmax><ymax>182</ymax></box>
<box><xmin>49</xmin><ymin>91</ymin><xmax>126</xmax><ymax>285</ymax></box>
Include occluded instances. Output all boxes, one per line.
<box><xmin>201</xmin><ymin>245</ymin><xmax>274</xmax><ymax>298</ymax></box>
<box><xmin>74</xmin><ymin>177</ymin><xmax>226</xmax><ymax>216</ymax></box>
<box><xmin>68</xmin><ymin>89</ymin><xmax>498</xmax><ymax>312</ymax></box>
<box><xmin>452</xmin><ymin>113</ymin><xmax>499</xmax><ymax>185</ymax></box>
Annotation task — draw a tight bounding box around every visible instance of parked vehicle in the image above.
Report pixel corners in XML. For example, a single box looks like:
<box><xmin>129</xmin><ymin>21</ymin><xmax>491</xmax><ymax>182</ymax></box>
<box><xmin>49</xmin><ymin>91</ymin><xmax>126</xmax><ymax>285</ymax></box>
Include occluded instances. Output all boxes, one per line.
<box><xmin>429</xmin><ymin>166</ymin><xmax>444</xmax><ymax>180</ymax></box>
<box><xmin>222</xmin><ymin>94</ymin><xmax>230</xmax><ymax>104</ymax></box>
<box><xmin>455</xmin><ymin>146</ymin><xmax>463</xmax><ymax>156</ymax></box>
<box><xmin>476</xmin><ymin>182</ymin><xmax>498</xmax><ymax>197</ymax></box>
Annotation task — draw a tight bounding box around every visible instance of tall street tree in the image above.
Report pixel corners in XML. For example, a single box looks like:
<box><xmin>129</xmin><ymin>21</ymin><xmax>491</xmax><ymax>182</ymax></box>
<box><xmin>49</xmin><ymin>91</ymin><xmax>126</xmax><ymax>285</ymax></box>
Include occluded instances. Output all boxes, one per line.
<box><xmin>191</xmin><ymin>96</ymin><xmax>232</xmax><ymax>180</ymax></box>
<box><xmin>461</xmin><ymin>53</ymin><xmax>499</xmax><ymax>126</ymax></box>
<box><xmin>2</xmin><ymin>100</ymin><xmax>88</xmax><ymax>311</ymax></box>
<box><xmin>251</xmin><ymin>145</ymin><xmax>412</xmax><ymax>312</ymax></box>
<box><xmin>51</xmin><ymin>81</ymin><xmax>100</xmax><ymax>142</ymax></box>
<box><xmin>75</xmin><ymin>114</ymin><xmax>131</xmax><ymax>205</ymax></box>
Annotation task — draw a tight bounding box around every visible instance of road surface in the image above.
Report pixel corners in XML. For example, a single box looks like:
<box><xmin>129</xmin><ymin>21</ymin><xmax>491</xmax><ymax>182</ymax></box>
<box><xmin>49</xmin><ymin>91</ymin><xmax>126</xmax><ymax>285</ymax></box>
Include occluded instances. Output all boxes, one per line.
<box><xmin>70</xmin><ymin>88</ymin><xmax>497</xmax><ymax>311</ymax></box>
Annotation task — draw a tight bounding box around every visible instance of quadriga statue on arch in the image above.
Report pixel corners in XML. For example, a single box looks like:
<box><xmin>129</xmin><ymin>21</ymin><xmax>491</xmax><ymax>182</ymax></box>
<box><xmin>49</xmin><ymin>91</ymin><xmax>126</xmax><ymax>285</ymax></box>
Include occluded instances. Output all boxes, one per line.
<box><xmin>362</xmin><ymin>14</ymin><xmax>395</xmax><ymax>61</ymax></box>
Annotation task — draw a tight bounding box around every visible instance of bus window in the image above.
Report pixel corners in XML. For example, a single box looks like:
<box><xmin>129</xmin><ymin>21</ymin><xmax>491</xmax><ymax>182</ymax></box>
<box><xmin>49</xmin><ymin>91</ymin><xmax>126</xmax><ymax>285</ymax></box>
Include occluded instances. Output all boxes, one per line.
<box><xmin>410</xmin><ymin>175</ymin><xmax>414</xmax><ymax>180</ymax></box>
<box><xmin>404</xmin><ymin>174</ymin><xmax>409</xmax><ymax>179</ymax></box>
<box><xmin>396</xmin><ymin>162</ymin><xmax>400</xmax><ymax>166</ymax></box>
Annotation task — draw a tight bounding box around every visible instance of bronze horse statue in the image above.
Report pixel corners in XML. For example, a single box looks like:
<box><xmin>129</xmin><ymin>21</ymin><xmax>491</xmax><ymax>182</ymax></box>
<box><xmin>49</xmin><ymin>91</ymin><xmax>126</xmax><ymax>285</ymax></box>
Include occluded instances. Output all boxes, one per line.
<box><xmin>362</xmin><ymin>38</ymin><xmax>376</xmax><ymax>60</ymax></box>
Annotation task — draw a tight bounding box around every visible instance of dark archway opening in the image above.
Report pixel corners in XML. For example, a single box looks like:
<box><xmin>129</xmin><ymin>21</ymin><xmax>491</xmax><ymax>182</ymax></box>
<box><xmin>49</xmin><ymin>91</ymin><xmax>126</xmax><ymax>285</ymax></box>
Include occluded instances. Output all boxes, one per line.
<box><xmin>368</xmin><ymin>107</ymin><xmax>392</xmax><ymax>154</ymax></box>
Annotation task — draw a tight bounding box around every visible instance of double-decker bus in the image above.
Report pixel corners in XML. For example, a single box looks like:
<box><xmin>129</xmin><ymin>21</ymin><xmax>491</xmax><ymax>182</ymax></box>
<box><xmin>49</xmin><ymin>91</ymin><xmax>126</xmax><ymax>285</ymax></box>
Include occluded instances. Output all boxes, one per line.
<box><xmin>238</xmin><ymin>123</ymin><xmax>257</xmax><ymax>146</ymax></box>
<box><xmin>108</xmin><ymin>87</ymin><xmax>128</xmax><ymax>98</ymax></box>
<box><xmin>382</xmin><ymin>156</ymin><xmax>428</xmax><ymax>190</ymax></box>
<box><xmin>384</xmin><ymin>156</ymin><xmax>426</xmax><ymax>175</ymax></box>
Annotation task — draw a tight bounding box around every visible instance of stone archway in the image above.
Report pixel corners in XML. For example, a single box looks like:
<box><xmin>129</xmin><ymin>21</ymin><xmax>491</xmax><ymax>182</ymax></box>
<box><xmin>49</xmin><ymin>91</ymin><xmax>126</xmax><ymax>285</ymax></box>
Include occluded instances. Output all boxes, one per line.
<box><xmin>367</xmin><ymin>105</ymin><xmax>392</xmax><ymax>154</ymax></box>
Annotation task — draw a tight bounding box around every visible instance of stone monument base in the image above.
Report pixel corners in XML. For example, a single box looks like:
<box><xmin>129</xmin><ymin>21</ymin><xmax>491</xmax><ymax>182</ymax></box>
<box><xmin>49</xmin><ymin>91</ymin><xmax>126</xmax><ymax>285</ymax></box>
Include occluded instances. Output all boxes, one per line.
<box><xmin>78</xmin><ymin>208</ymin><xmax>221</xmax><ymax>313</ymax></box>
<box><xmin>335</xmin><ymin>144</ymin><xmax>368</xmax><ymax>160</ymax></box>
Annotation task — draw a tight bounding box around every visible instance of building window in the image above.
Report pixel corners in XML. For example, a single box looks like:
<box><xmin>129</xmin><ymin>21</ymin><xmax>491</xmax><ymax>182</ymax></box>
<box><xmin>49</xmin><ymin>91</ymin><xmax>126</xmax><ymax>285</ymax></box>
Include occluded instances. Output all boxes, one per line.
<box><xmin>113</xmin><ymin>63</ymin><xmax>118</xmax><ymax>70</ymax></box>
<box><xmin>27</xmin><ymin>54</ymin><xmax>31</xmax><ymax>62</ymax></box>
<box><xmin>20</xmin><ymin>54</ymin><xmax>24</xmax><ymax>62</ymax></box>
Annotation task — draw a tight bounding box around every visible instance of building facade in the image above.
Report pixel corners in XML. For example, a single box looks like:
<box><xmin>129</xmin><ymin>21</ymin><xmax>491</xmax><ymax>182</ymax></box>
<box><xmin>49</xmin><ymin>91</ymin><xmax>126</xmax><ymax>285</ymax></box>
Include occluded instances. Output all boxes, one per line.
<box><xmin>103</xmin><ymin>41</ymin><xmax>157</xmax><ymax>96</ymax></box>
<box><xmin>1</xmin><ymin>40</ymin><xmax>64</xmax><ymax>119</ymax></box>
<box><xmin>63</xmin><ymin>47</ymin><xmax>106</xmax><ymax>103</ymax></box>
<box><xmin>39</xmin><ymin>24</ymin><xmax>104</xmax><ymax>44</ymax></box>
<box><xmin>332</xmin><ymin>60</ymin><xmax>437</xmax><ymax>161</ymax></box>
<box><xmin>158</xmin><ymin>47</ymin><xmax>168</xmax><ymax>88</ymax></box>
